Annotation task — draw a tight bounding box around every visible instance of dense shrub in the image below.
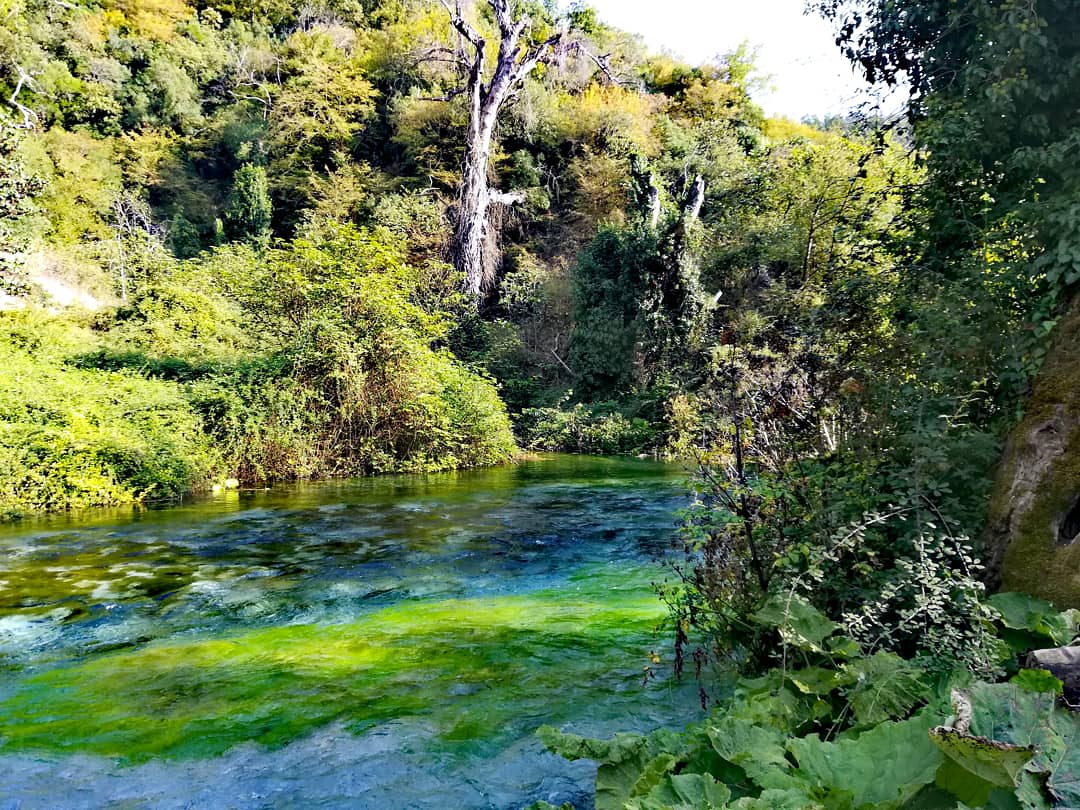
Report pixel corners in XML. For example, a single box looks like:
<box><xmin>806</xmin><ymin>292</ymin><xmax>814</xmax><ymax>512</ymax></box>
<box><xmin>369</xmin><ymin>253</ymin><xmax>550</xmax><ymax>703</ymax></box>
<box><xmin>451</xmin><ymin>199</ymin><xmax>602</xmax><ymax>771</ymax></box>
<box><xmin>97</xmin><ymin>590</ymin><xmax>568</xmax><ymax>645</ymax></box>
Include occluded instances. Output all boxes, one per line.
<box><xmin>519</xmin><ymin>401</ymin><xmax>658</xmax><ymax>455</ymax></box>
<box><xmin>0</xmin><ymin>223</ymin><xmax>517</xmax><ymax>518</ymax></box>
<box><xmin>188</xmin><ymin>221</ymin><xmax>517</xmax><ymax>479</ymax></box>
<box><xmin>0</xmin><ymin>311</ymin><xmax>218</xmax><ymax>517</ymax></box>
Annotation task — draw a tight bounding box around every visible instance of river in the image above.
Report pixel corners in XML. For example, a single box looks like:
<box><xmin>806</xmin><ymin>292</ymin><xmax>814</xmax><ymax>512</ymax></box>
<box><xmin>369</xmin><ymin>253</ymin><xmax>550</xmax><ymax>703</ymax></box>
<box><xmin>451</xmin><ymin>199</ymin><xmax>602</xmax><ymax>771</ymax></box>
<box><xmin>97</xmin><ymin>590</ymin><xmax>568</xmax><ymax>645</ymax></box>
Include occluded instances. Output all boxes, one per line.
<box><xmin>0</xmin><ymin>454</ymin><xmax>701</xmax><ymax>809</ymax></box>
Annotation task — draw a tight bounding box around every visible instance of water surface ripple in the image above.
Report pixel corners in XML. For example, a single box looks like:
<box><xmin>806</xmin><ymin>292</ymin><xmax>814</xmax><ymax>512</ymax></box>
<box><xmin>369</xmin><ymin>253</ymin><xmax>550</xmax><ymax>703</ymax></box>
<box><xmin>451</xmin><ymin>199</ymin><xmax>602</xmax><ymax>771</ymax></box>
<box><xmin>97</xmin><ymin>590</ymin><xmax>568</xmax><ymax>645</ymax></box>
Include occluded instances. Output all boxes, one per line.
<box><xmin>0</xmin><ymin>455</ymin><xmax>700</xmax><ymax>808</ymax></box>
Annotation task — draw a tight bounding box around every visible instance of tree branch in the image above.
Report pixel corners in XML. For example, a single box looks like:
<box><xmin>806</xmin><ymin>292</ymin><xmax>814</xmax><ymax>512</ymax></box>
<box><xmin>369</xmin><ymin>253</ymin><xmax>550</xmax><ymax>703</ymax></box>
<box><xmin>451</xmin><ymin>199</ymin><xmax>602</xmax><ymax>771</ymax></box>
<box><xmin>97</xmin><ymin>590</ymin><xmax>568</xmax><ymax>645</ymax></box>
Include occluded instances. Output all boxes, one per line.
<box><xmin>567</xmin><ymin>42</ymin><xmax>623</xmax><ymax>85</ymax></box>
<box><xmin>513</xmin><ymin>29</ymin><xmax>566</xmax><ymax>85</ymax></box>
<box><xmin>439</xmin><ymin>0</ymin><xmax>485</xmax><ymax>54</ymax></box>
<box><xmin>414</xmin><ymin>46</ymin><xmax>470</xmax><ymax>70</ymax></box>
<box><xmin>7</xmin><ymin>66</ymin><xmax>38</xmax><ymax>129</ymax></box>
<box><xmin>491</xmin><ymin>0</ymin><xmax>514</xmax><ymax>30</ymax></box>
<box><xmin>417</xmin><ymin>86</ymin><xmax>470</xmax><ymax>103</ymax></box>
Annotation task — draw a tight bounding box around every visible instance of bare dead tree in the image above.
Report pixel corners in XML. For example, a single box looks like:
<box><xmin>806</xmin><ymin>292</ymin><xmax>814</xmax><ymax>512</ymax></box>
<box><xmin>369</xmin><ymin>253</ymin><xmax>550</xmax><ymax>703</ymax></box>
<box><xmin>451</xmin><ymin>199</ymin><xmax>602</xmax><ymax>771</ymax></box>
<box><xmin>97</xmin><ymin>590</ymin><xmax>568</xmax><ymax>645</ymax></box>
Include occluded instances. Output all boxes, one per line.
<box><xmin>111</xmin><ymin>195</ymin><xmax>163</xmax><ymax>303</ymax></box>
<box><xmin>7</xmin><ymin>64</ymin><xmax>39</xmax><ymax>129</ymax></box>
<box><xmin>432</xmin><ymin>0</ymin><xmax>616</xmax><ymax>301</ymax></box>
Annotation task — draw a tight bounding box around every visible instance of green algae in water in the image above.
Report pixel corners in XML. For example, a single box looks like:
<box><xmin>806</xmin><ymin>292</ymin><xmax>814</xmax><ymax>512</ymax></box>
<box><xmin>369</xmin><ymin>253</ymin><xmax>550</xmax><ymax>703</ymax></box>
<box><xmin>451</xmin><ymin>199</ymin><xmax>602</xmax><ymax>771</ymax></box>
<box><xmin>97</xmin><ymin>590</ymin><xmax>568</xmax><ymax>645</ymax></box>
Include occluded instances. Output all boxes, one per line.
<box><xmin>2</xmin><ymin>581</ymin><xmax>669</xmax><ymax>759</ymax></box>
<box><xmin>0</xmin><ymin>455</ymin><xmax>701</xmax><ymax>805</ymax></box>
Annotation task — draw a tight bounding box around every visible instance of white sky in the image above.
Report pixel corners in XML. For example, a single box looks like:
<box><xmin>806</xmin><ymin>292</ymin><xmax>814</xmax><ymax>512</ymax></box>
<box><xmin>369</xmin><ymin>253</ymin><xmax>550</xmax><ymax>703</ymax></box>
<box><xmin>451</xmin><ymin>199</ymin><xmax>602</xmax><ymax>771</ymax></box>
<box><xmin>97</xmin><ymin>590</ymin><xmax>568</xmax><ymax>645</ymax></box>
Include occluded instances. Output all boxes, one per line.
<box><xmin>585</xmin><ymin>0</ymin><xmax>882</xmax><ymax>120</ymax></box>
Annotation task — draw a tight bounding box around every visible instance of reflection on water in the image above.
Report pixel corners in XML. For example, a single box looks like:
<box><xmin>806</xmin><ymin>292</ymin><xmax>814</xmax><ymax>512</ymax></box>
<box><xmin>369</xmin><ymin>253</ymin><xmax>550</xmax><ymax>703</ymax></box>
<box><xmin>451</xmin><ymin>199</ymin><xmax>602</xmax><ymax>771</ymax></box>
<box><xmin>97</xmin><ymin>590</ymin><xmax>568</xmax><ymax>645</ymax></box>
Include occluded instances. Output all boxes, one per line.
<box><xmin>0</xmin><ymin>455</ymin><xmax>701</xmax><ymax>808</ymax></box>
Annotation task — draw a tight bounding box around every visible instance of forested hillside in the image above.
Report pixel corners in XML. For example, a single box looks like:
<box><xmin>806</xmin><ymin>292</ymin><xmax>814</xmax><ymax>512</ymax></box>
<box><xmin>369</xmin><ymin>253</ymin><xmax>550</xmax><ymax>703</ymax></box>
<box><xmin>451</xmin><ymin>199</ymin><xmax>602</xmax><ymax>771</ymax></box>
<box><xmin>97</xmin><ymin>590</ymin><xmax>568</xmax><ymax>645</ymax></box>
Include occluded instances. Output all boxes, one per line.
<box><xmin>5</xmin><ymin>0</ymin><xmax>1080</xmax><ymax>806</ymax></box>
<box><xmin>0</xmin><ymin>0</ymin><xmax>924</xmax><ymax>517</ymax></box>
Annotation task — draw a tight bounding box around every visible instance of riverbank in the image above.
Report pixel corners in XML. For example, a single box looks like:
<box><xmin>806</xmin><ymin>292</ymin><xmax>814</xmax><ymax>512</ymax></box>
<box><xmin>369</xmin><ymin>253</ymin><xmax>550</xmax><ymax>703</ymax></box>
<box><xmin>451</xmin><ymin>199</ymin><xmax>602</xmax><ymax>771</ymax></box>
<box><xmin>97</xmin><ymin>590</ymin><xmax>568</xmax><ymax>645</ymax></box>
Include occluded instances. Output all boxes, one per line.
<box><xmin>0</xmin><ymin>283</ymin><xmax>518</xmax><ymax>520</ymax></box>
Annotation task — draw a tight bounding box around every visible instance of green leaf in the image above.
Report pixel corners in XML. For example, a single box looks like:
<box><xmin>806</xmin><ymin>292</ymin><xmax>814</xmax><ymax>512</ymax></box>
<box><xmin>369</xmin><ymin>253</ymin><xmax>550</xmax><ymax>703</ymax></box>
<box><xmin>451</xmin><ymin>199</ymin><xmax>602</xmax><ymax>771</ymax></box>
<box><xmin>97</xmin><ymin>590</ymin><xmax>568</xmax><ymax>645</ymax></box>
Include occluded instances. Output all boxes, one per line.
<box><xmin>753</xmin><ymin>593</ymin><xmax>838</xmax><ymax>653</ymax></box>
<box><xmin>842</xmin><ymin>652</ymin><xmax>929</xmax><ymax>726</ymax></box>
<box><xmin>964</xmin><ymin>682</ymin><xmax>1075</xmax><ymax>805</ymax></box>
<box><xmin>536</xmin><ymin>727</ymin><xmax>652</xmax><ymax>810</ymax></box>
<box><xmin>707</xmin><ymin>715</ymin><xmax>802</xmax><ymax>791</ymax></box>
<box><xmin>930</xmin><ymin>726</ymin><xmax>1035</xmax><ymax>792</ymax></box>
<box><xmin>787</xmin><ymin>665</ymin><xmax>853</xmax><ymax>696</ymax></box>
<box><xmin>1014</xmin><ymin>770</ymin><xmax>1053</xmax><ymax>810</ymax></box>
<box><xmin>827</xmin><ymin>636</ymin><xmax>863</xmax><ymax>659</ymax></box>
<box><xmin>933</xmin><ymin>756</ymin><xmax>996</xmax><ymax>806</ymax></box>
<box><xmin>536</xmin><ymin>726</ymin><xmax>646</xmax><ymax>763</ymax></box>
<box><xmin>1010</xmin><ymin>669</ymin><xmax>1064</xmax><ymax>695</ymax></box>
<box><xmin>988</xmin><ymin>593</ymin><xmax>1076</xmax><ymax>646</ymax></box>
<box><xmin>725</xmin><ymin>788</ymin><xmax>823</xmax><ymax>809</ymax></box>
<box><xmin>786</xmin><ymin>710</ymin><xmax>944</xmax><ymax>808</ymax></box>
<box><xmin>729</xmin><ymin>681</ymin><xmax>812</xmax><ymax>733</ymax></box>
<box><xmin>626</xmin><ymin>773</ymin><xmax>732</xmax><ymax>810</ymax></box>
<box><xmin>630</xmin><ymin>753</ymin><xmax>679</xmax><ymax>798</ymax></box>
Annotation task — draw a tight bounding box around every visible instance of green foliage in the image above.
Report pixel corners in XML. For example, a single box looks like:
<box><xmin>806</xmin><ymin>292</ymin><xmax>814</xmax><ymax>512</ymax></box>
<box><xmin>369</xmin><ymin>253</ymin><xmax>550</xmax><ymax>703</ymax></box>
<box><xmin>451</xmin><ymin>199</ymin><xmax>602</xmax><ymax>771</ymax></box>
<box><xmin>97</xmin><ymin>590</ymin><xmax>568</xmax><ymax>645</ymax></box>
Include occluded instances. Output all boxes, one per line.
<box><xmin>569</xmin><ymin>226</ymin><xmax>659</xmax><ymax>399</ymax></box>
<box><xmin>542</xmin><ymin>595</ymin><xmax>1080</xmax><ymax>809</ymax></box>
<box><xmin>988</xmin><ymin>593</ymin><xmax>1078</xmax><ymax>653</ymax></box>
<box><xmin>1011</xmin><ymin>669</ymin><xmax>1064</xmax><ymax>696</ymax></box>
<box><xmin>930</xmin><ymin>726</ymin><xmax>1036</xmax><ymax>798</ymax></box>
<box><xmin>177</xmin><ymin>222</ymin><xmax>517</xmax><ymax>479</ymax></box>
<box><xmin>842</xmin><ymin>652</ymin><xmax>928</xmax><ymax>726</ymax></box>
<box><xmin>520</xmin><ymin>401</ymin><xmax>657</xmax><ymax>455</ymax></box>
<box><xmin>0</xmin><ymin>310</ymin><xmax>218</xmax><ymax>517</ymax></box>
<box><xmin>625</xmin><ymin>773</ymin><xmax>731</xmax><ymax>810</ymax></box>
<box><xmin>223</xmin><ymin>163</ymin><xmax>271</xmax><ymax>241</ymax></box>
<box><xmin>0</xmin><ymin>121</ymin><xmax>45</xmax><ymax>294</ymax></box>
<box><xmin>1</xmin><ymin>220</ymin><xmax>516</xmax><ymax>518</ymax></box>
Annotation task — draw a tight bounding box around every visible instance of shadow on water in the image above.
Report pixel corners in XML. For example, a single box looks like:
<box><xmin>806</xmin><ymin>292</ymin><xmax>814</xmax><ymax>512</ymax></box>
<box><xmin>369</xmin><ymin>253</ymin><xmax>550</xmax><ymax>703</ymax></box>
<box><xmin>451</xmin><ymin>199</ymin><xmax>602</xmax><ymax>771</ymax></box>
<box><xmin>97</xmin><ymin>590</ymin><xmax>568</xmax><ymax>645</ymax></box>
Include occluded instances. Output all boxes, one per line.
<box><xmin>0</xmin><ymin>454</ymin><xmax>702</xmax><ymax>809</ymax></box>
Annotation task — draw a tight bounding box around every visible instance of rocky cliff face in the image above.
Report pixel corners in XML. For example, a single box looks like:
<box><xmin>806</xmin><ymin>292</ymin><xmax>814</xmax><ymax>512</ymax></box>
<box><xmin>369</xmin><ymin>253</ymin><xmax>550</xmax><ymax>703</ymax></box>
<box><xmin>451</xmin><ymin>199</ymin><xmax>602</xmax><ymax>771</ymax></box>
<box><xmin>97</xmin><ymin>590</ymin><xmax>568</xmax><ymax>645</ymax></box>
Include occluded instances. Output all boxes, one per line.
<box><xmin>986</xmin><ymin>294</ymin><xmax>1080</xmax><ymax>605</ymax></box>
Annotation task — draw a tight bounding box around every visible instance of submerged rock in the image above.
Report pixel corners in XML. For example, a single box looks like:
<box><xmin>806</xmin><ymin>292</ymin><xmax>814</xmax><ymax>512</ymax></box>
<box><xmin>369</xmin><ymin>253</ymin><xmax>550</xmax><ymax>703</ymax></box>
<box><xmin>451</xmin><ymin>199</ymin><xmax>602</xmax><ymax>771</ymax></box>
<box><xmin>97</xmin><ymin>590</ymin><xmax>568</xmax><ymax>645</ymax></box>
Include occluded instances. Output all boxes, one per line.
<box><xmin>986</xmin><ymin>294</ymin><xmax>1080</xmax><ymax>605</ymax></box>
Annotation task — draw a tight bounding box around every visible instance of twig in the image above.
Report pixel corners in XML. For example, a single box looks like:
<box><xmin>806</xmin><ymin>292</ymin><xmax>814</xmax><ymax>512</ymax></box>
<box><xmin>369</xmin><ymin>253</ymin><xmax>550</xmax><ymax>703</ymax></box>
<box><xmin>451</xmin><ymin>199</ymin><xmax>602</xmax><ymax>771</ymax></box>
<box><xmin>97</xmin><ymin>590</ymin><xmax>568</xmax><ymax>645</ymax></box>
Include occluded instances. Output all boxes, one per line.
<box><xmin>550</xmin><ymin>348</ymin><xmax>573</xmax><ymax>375</ymax></box>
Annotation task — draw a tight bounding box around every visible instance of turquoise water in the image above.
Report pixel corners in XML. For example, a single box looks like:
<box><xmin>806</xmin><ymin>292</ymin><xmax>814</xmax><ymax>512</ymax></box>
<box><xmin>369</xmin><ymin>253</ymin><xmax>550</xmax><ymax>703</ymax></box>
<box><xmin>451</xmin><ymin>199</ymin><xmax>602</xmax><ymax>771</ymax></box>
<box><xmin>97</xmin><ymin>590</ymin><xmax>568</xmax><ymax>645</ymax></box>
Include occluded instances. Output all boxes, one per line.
<box><xmin>0</xmin><ymin>454</ymin><xmax>701</xmax><ymax>808</ymax></box>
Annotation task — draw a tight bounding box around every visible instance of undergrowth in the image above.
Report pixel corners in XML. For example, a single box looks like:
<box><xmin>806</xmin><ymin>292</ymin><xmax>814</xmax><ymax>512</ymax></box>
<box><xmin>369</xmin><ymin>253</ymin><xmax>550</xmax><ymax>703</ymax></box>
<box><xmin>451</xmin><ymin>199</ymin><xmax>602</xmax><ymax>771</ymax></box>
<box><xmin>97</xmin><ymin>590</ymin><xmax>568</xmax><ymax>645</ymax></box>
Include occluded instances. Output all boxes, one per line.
<box><xmin>535</xmin><ymin>591</ymin><xmax>1080</xmax><ymax>810</ymax></box>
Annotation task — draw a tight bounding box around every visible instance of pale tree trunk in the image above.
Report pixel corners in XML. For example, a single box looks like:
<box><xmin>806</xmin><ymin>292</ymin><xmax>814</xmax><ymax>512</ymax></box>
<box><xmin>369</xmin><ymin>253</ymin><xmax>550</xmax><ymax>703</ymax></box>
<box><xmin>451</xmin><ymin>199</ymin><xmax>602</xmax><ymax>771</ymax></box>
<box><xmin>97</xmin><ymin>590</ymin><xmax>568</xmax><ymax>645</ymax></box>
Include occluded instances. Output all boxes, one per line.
<box><xmin>437</xmin><ymin>0</ymin><xmax>610</xmax><ymax>302</ymax></box>
<box><xmin>457</xmin><ymin>125</ymin><xmax>495</xmax><ymax>298</ymax></box>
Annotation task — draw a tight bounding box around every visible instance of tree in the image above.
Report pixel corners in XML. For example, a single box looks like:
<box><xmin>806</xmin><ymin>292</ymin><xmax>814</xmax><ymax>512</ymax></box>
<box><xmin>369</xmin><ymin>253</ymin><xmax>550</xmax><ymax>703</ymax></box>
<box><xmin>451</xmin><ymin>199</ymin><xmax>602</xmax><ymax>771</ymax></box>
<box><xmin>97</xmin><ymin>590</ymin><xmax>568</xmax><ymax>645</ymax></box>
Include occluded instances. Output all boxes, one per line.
<box><xmin>224</xmin><ymin>163</ymin><xmax>272</xmax><ymax>241</ymax></box>
<box><xmin>0</xmin><ymin>119</ymin><xmax>45</xmax><ymax>295</ymax></box>
<box><xmin>433</xmin><ymin>0</ymin><xmax>613</xmax><ymax>301</ymax></box>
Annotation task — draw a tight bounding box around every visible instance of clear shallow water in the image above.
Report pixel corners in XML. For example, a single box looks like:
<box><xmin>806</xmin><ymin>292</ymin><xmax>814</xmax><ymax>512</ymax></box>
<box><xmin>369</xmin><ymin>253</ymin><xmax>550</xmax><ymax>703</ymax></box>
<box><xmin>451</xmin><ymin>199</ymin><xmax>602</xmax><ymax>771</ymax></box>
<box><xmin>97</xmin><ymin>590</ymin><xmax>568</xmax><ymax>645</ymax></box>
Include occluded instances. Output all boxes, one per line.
<box><xmin>0</xmin><ymin>454</ymin><xmax>701</xmax><ymax>809</ymax></box>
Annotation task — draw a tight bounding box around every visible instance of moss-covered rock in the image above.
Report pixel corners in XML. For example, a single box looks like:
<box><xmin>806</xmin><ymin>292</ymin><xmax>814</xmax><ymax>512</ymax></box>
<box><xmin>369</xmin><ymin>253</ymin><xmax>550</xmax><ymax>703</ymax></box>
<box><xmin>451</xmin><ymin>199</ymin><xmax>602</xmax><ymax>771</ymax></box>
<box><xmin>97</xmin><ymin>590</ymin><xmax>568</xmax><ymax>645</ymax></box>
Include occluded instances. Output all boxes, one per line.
<box><xmin>986</xmin><ymin>294</ymin><xmax>1080</xmax><ymax>605</ymax></box>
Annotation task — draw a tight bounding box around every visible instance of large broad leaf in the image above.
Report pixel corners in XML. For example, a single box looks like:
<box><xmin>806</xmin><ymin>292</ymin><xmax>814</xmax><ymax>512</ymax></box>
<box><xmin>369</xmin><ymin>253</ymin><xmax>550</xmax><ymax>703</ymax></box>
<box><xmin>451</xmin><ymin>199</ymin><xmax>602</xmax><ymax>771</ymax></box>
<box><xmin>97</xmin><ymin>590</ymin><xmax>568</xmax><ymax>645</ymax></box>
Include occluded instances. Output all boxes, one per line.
<box><xmin>725</xmin><ymin>789</ymin><xmax>824</xmax><ymax>809</ymax></box>
<box><xmin>964</xmin><ymin>682</ymin><xmax>1077</xmax><ymax>806</ymax></box>
<box><xmin>988</xmin><ymin>593</ymin><xmax>1076</xmax><ymax>649</ymax></box>
<box><xmin>787</xmin><ymin>665</ymin><xmax>854</xmax><ymax>697</ymax></box>
<box><xmin>786</xmin><ymin>709</ymin><xmax>944</xmax><ymax>808</ymax></box>
<box><xmin>629</xmin><ymin>753</ymin><xmax>679</xmax><ymax>798</ymax></box>
<box><xmin>536</xmin><ymin>726</ymin><xmax>647</xmax><ymax>763</ymax></box>
<box><xmin>842</xmin><ymin>652</ymin><xmax>930</xmax><ymax>726</ymax></box>
<box><xmin>1011</xmin><ymin>669</ymin><xmax>1064</xmax><ymax>695</ymax></box>
<box><xmin>966</xmin><ymin>682</ymin><xmax>1059</xmax><ymax>756</ymax></box>
<box><xmin>625</xmin><ymin>773</ymin><xmax>732</xmax><ymax>810</ymax></box>
<box><xmin>930</xmin><ymin>726</ymin><xmax>1035</xmax><ymax>799</ymax></box>
<box><xmin>707</xmin><ymin>715</ymin><xmax>803</xmax><ymax>792</ymax></box>
<box><xmin>536</xmin><ymin>726</ymin><xmax>697</xmax><ymax>810</ymax></box>
<box><xmin>730</xmin><ymin>679</ymin><xmax>816</xmax><ymax>733</ymax></box>
<box><xmin>753</xmin><ymin>593</ymin><xmax>838</xmax><ymax>653</ymax></box>
<box><xmin>536</xmin><ymin>727</ymin><xmax>653</xmax><ymax>810</ymax></box>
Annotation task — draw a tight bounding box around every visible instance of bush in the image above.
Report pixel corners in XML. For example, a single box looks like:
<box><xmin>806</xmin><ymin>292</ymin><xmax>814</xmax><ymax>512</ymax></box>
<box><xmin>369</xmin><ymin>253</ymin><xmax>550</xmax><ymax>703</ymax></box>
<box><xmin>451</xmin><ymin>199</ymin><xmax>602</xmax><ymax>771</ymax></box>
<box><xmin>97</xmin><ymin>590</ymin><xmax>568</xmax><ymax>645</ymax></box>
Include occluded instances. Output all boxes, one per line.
<box><xmin>537</xmin><ymin>592</ymin><xmax>1080</xmax><ymax>810</ymax></box>
<box><xmin>519</xmin><ymin>401</ymin><xmax>658</xmax><ymax>455</ymax></box>
<box><xmin>0</xmin><ymin>311</ymin><xmax>219</xmax><ymax>517</ymax></box>
<box><xmin>0</xmin><ymin>222</ymin><xmax>519</xmax><ymax>518</ymax></box>
<box><xmin>176</xmin><ymin>221</ymin><xmax>517</xmax><ymax>481</ymax></box>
